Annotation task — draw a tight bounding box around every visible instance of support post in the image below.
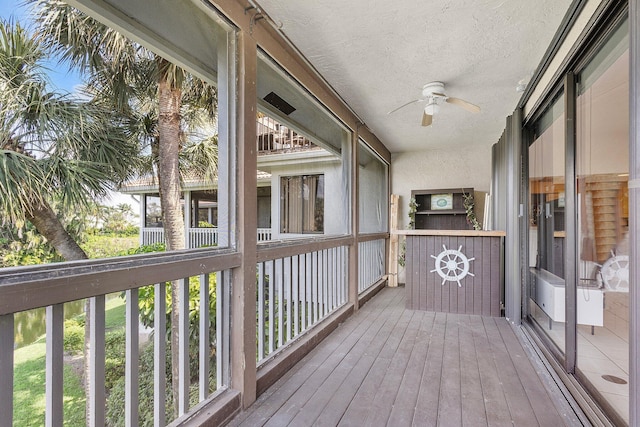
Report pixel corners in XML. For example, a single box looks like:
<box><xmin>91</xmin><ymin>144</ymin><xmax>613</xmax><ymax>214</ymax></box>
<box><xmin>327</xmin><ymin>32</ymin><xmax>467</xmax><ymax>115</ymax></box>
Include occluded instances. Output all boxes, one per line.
<box><xmin>231</xmin><ymin>30</ymin><xmax>258</xmax><ymax>408</ymax></box>
<box><xmin>388</xmin><ymin>194</ymin><xmax>399</xmax><ymax>287</ymax></box>
<box><xmin>629</xmin><ymin>1</ymin><xmax>640</xmax><ymax>423</ymax></box>
<box><xmin>349</xmin><ymin>130</ymin><xmax>359</xmax><ymax>310</ymax></box>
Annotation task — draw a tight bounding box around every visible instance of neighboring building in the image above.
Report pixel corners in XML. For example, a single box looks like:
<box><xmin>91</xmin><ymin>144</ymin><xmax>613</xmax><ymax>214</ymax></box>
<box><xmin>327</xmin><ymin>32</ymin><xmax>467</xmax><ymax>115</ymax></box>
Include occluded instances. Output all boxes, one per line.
<box><xmin>120</xmin><ymin>113</ymin><xmax>343</xmax><ymax>247</ymax></box>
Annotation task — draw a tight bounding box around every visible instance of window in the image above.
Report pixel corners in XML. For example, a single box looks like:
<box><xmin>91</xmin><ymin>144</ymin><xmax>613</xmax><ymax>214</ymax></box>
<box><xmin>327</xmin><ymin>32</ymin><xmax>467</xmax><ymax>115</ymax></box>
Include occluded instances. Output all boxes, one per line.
<box><xmin>145</xmin><ymin>195</ymin><xmax>163</xmax><ymax>227</ymax></box>
<box><xmin>280</xmin><ymin>174</ymin><xmax>324</xmax><ymax>233</ymax></box>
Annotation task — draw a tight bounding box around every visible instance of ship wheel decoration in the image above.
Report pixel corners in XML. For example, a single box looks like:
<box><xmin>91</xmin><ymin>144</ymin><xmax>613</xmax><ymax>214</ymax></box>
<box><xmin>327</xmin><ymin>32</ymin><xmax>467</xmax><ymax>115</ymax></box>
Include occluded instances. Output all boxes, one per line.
<box><xmin>600</xmin><ymin>252</ymin><xmax>629</xmax><ymax>292</ymax></box>
<box><xmin>430</xmin><ymin>244</ymin><xmax>475</xmax><ymax>287</ymax></box>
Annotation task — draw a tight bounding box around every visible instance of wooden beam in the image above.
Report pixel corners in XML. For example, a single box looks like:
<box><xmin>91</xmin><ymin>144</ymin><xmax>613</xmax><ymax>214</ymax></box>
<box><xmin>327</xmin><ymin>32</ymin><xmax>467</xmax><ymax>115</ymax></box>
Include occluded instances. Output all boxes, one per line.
<box><xmin>231</xmin><ymin>29</ymin><xmax>258</xmax><ymax>408</ymax></box>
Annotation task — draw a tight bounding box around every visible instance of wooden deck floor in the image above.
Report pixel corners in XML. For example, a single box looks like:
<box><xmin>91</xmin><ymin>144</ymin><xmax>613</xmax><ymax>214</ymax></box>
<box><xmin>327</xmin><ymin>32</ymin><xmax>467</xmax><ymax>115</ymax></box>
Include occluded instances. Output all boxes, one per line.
<box><xmin>228</xmin><ymin>287</ymin><xmax>584</xmax><ymax>427</ymax></box>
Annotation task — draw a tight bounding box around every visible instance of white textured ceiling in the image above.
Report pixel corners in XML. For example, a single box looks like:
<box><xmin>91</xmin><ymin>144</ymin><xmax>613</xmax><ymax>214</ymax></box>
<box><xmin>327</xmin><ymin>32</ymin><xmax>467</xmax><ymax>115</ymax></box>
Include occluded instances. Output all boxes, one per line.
<box><xmin>253</xmin><ymin>0</ymin><xmax>573</xmax><ymax>153</ymax></box>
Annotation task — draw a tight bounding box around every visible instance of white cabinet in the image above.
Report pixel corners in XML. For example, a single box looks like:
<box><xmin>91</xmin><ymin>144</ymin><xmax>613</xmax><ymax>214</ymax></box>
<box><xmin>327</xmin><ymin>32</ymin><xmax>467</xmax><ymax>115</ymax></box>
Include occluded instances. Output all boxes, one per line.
<box><xmin>532</xmin><ymin>268</ymin><xmax>603</xmax><ymax>327</ymax></box>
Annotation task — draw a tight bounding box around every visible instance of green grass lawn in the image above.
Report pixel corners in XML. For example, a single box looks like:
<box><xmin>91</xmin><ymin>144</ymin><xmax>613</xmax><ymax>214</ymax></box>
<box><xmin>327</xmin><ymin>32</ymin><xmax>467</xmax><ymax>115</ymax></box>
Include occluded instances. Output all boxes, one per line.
<box><xmin>13</xmin><ymin>296</ymin><xmax>127</xmax><ymax>425</ymax></box>
<box><xmin>82</xmin><ymin>234</ymin><xmax>139</xmax><ymax>259</ymax></box>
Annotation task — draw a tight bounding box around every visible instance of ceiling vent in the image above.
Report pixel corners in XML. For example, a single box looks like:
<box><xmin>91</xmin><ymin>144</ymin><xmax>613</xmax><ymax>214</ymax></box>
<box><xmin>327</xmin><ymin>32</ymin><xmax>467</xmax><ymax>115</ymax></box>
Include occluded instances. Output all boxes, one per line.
<box><xmin>264</xmin><ymin>92</ymin><xmax>296</xmax><ymax>115</ymax></box>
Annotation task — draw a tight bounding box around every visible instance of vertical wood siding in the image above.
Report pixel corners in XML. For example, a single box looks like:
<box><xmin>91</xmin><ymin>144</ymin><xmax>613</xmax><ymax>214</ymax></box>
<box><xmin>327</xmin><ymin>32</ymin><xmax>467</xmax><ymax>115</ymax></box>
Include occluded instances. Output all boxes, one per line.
<box><xmin>406</xmin><ymin>235</ymin><xmax>503</xmax><ymax>316</ymax></box>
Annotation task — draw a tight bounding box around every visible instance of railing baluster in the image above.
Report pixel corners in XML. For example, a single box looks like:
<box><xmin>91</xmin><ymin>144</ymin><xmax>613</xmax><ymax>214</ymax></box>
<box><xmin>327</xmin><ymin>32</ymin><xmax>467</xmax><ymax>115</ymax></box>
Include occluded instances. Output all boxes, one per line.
<box><xmin>257</xmin><ymin>263</ymin><xmax>265</xmax><ymax>361</ymax></box>
<box><xmin>199</xmin><ymin>273</ymin><xmax>210</xmax><ymax>401</ymax></box>
<box><xmin>216</xmin><ymin>272</ymin><xmax>222</xmax><ymax>387</ymax></box>
<box><xmin>46</xmin><ymin>304</ymin><xmax>64</xmax><ymax>427</ymax></box>
<box><xmin>306</xmin><ymin>253</ymin><xmax>313</xmax><ymax>326</ymax></box>
<box><xmin>276</xmin><ymin>258</ymin><xmax>284</xmax><ymax>347</ymax></box>
<box><xmin>285</xmin><ymin>256</ymin><xmax>292</xmax><ymax>343</ymax></box>
<box><xmin>344</xmin><ymin>245</ymin><xmax>348</xmax><ymax>303</ymax></box>
<box><xmin>268</xmin><ymin>260</ymin><xmax>275</xmax><ymax>355</ymax></box>
<box><xmin>312</xmin><ymin>252</ymin><xmax>319</xmax><ymax>322</ymax></box>
<box><xmin>126</xmin><ymin>289</ymin><xmax>140</xmax><ymax>427</ymax></box>
<box><xmin>292</xmin><ymin>255</ymin><xmax>299</xmax><ymax>337</ymax></box>
<box><xmin>219</xmin><ymin>271</ymin><xmax>230</xmax><ymax>388</ymax></box>
<box><xmin>154</xmin><ymin>283</ymin><xmax>167</xmax><ymax>427</ymax></box>
<box><xmin>300</xmin><ymin>254</ymin><xmax>306</xmax><ymax>332</ymax></box>
<box><xmin>322</xmin><ymin>250</ymin><xmax>328</xmax><ymax>317</ymax></box>
<box><xmin>178</xmin><ymin>278</ymin><xmax>190</xmax><ymax>416</ymax></box>
<box><xmin>331</xmin><ymin>248</ymin><xmax>336</xmax><ymax>310</ymax></box>
<box><xmin>89</xmin><ymin>296</ymin><xmax>106</xmax><ymax>427</ymax></box>
<box><xmin>0</xmin><ymin>314</ymin><xmax>13</xmax><ymax>427</ymax></box>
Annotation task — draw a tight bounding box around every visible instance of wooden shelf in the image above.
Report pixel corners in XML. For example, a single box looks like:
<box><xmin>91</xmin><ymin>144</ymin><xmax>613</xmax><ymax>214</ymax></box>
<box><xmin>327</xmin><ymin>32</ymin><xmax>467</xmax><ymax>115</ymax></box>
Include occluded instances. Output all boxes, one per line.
<box><xmin>416</xmin><ymin>209</ymin><xmax>466</xmax><ymax>215</ymax></box>
<box><xmin>411</xmin><ymin>188</ymin><xmax>474</xmax><ymax>231</ymax></box>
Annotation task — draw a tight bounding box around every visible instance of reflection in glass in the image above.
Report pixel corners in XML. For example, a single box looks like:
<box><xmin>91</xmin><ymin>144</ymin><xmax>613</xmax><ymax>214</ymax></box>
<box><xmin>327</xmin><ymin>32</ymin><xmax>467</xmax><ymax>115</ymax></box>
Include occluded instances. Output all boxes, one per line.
<box><xmin>528</xmin><ymin>94</ymin><xmax>566</xmax><ymax>353</ymax></box>
<box><xmin>257</xmin><ymin>53</ymin><xmax>351</xmax><ymax>240</ymax></box>
<box><xmin>576</xmin><ymin>20</ymin><xmax>629</xmax><ymax>424</ymax></box>
<box><xmin>358</xmin><ymin>141</ymin><xmax>389</xmax><ymax>234</ymax></box>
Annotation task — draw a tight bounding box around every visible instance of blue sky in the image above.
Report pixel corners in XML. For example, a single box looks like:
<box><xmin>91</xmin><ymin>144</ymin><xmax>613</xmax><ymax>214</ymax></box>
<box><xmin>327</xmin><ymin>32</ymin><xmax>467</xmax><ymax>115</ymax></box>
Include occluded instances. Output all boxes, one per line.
<box><xmin>1</xmin><ymin>0</ymin><xmax>82</xmax><ymax>93</ymax></box>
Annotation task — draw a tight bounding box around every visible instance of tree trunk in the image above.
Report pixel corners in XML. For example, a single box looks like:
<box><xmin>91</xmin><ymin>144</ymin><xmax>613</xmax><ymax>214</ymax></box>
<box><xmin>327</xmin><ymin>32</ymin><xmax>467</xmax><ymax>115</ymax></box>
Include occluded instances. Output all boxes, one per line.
<box><xmin>156</xmin><ymin>56</ymin><xmax>185</xmax><ymax>418</ymax></box>
<box><xmin>25</xmin><ymin>198</ymin><xmax>93</xmax><ymax>424</ymax></box>
<box><xmin>25</xmin><ymin>199</ymin><xmax>88</xmax><ymax>261</ymax></box>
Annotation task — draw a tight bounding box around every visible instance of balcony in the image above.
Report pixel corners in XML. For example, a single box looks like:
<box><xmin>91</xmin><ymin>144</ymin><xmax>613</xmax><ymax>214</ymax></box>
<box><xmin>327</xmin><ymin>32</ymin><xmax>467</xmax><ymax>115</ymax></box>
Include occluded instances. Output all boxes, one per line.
<box><xmin>0</xmin><ymin>235</ymin><xmax>388</xmax><ymax>426</ymax></box>
<box><xmin>0</xmin><ymin>232</ymin><xmax>584</xmax><ymax>426</ymax></box>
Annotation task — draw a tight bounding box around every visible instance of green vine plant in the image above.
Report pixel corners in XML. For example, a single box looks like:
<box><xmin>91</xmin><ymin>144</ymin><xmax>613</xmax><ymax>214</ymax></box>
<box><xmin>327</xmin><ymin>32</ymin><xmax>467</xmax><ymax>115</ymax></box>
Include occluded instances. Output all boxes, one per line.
<box><xmin>462</xmin><ymin>190</ymin><xmax>482</xmax><ymax>230</ymax></box>
<box><xmin>398</xmin><ymin>197</ymin><xmax>418</xmax><ymax>268</ymax></box>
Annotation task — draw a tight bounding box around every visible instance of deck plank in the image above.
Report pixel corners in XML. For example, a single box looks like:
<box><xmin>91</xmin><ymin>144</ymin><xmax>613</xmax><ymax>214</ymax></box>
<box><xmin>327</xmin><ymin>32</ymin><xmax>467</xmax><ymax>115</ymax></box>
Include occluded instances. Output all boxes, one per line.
<box><xmin>287</xmin><ymin>292</ymin><xmax>408</xmax><ymax>426</ymax></box>
<box><xmin>412</xmin><ymin>311</ymin><xmax>447</xmax><ymax>426</ymax></box>
<box><xmin>469</xmin><ymin>313</ymin><xmax>513</xmax><ymax>427</ymax></box>
<box><xmin>458</xmin><ymin>315</ymin><xmax>488</xmax><ymax>427</ymax></box>
<box><xmin>230</xmin><ymin>287</ymin><xmax>582</xmax><ymax>427</ymax></box>
<box><xmin>482</xmin><ymin>317</ymin><xmax>539</xmax><ymax>426</ymax></box>
<box><xmin>437</xmin><ymin>313</ymin><xmax>463</xmax><ymax>426</ymax></box>
<box><xmin>337</xmin><ymin>308</ymin><xmax>415</xmax><ymax>425</ymax></box>
<box><xmin>229</xmin><ymin>290</ymin><xmax>402</xmax><ymax>427</ymax></box>
<box><xmin>262</xmin><ymin>293</ymin><xmax>404</xmax><ymax>427</ymax></box>
<box><xmin>385</xmin><ymin>311</ymin><xmax>435</xmax><ymax>426</ymax></box>
<box><xmin>494</xmin><ymin>319</ymin><xmax>577</xmax><ymax>427</ymax></box>
<box><xmin>361</xmin><ymin>310</ymin><xmax>425</xmax><ymax>426</ymax></box>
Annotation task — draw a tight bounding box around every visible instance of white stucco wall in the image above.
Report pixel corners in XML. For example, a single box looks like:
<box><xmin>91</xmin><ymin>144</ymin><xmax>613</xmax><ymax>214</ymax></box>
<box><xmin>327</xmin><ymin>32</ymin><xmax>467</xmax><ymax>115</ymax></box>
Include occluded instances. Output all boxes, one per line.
<box><xmin>391</xmin><ymin>145</ymin><xmax>492</xmax><ymax>230</ymax></box>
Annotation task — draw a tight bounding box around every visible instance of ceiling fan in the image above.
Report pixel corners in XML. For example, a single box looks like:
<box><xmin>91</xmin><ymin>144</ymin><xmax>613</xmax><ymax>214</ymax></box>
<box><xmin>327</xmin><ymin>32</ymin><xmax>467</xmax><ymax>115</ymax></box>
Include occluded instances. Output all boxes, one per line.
<box><xmin>388</xmin><ymin>81</ymin><xmax>480</xmax><ymax>127</ymax></box>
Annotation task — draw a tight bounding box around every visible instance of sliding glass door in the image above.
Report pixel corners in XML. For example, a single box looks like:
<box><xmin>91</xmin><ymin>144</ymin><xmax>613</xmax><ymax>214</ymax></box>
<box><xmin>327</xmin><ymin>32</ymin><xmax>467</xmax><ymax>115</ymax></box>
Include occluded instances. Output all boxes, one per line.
<box><xmin>575</xmin><ymin>19</ymin><xmax>629</xmax><ymax>423</ymax></box>
<box><xmin>526</xmin><ymin>17</ymin><xmax>629</xmax><ymax>425</ymax></box>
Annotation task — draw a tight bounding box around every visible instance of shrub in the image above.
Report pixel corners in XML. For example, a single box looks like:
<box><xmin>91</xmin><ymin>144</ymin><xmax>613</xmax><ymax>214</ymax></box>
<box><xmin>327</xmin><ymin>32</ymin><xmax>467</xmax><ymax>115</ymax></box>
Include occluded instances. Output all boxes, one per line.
<box><xmin>106</xmin><ymin>342</ymin><xmax>174</xmax><ymax>426</ymax></box>
<box><xmin>105</xmin><ymin>330</ymin><xmax>126</xmax><ymax>390</ymax></box>
<box><xmin>64</xmin><ymin>319</ymin><xmax>85</xmax><ymax>353</ymax></box>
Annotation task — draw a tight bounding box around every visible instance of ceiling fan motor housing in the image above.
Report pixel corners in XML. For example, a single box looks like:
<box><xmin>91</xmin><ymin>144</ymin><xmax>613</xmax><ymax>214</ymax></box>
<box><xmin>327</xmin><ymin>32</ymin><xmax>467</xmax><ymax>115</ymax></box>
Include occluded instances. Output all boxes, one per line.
<box><xmin>422</xmin><ymin>81</ymin><xmax>446</xmax><ymax>98</ymax></box>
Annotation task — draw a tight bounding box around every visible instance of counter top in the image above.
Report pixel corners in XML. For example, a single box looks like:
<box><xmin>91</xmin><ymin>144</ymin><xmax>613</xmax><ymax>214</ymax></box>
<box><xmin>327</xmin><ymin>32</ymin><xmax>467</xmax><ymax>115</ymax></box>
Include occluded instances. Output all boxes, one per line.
<box><xmin>393</xmin><ymin>229</ymin><xmax>506</xmax><ymax>237</ymax></box>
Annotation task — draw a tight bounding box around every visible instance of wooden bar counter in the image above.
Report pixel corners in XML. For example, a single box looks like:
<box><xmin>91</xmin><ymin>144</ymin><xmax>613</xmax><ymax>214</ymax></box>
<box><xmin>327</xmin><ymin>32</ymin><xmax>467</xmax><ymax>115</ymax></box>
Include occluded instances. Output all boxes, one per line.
<box><xmin>395</xmin><ymin>230</ymin><xmax>506</xmax><ymax>316</ymax></box>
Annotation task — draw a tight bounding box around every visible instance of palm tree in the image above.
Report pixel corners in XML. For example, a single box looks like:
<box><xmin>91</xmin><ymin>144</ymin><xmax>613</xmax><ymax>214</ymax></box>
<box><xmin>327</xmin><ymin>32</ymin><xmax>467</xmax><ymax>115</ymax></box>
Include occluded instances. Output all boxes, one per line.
<box><xmin>28</xmin><ymin>1</ymin><xmax>219</xmax><ymax>417</ymax></box>
<box><xmin>0</xmin><ymin>18</ymin><xmax>137</xmax><ymax>259</ymax></box>
<box><xmin>1</xmin><ymin>18</ymin><xmax>141</xmax><ymax>423</ymax></box>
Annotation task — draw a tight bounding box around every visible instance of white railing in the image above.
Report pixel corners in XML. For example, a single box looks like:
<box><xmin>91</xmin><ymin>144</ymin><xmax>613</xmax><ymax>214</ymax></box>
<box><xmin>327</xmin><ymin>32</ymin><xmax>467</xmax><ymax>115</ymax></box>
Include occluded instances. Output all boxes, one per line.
<box><xmin>141</xmin><ymin>227</ymin><xmax>165</xmax><ymax>246</ymax></box>
<box><xmin>256</xmin><ymin>242</ymin><xmax>348</xmax><ymax>363</ymax></box>
<box><xmin>142</xmin><ymin>227</ymin><xmax>273</xmax><ymax>248</ymax></box>
<box><xmin>257</xmin><ymin>228</ymin><xmax>272</xmax><ymax>242</ymax></box>
<box><xmin>358</xmin><ymin>238</ymin><xmax>386</xmax><ymax>293</ymax></box>
<box><xmin>256</xmin><ymin>116</ymin><xmax>317</xmax><ymax>154</ymax></box>
<box><xmin>0</xmin><ymin>250</ymin><xmax>237</xmax><ymax>427</ymax></box>
<box><xmin>189</xmin><ymin>227</ymin><xmax>219</xmax><ymax>247</ymax></box>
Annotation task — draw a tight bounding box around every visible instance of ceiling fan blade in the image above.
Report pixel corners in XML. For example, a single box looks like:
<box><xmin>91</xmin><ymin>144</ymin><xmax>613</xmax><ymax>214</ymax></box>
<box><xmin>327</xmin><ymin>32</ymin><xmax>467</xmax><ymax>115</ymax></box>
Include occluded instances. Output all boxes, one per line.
<box><xmin>446</xmin><ymin>97</ymin><xmax>481</xmax><ymax>113</ymax></box>
<box><xmin>388</xmin><ymin>98</ymin><xmax>423</xmax><ymax>115</ymax></box>
<box><xmin>421</xmin><ymin>112</ymin><xmax>433</xmax><ymax>127</ymax></box>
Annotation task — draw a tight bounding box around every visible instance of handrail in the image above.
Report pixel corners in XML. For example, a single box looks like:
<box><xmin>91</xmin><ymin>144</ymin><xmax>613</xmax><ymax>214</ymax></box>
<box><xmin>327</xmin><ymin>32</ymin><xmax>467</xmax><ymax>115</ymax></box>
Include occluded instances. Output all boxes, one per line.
<box><xmin>256</xmin><ymin>235</ymin><xmax>353</xmax><ymax>262</ymax></box>
<box><xmin>356</xmin><ymin>232</ymin><xmax>389</xmax><ymax>243</ymax></box>
<box><xmin>0</xmin><ymin>249</ymin><xmax>240</xmax><ymax>315</ymax></box>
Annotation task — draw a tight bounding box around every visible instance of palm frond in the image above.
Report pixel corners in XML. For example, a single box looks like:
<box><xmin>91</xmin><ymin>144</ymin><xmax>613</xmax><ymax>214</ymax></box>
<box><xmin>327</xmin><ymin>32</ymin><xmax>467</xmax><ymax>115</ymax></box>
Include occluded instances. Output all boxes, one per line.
<box><xmin>0</xmin><ymin>150</ymin><xmax>46</xmax><ymax>224</ymax></box>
